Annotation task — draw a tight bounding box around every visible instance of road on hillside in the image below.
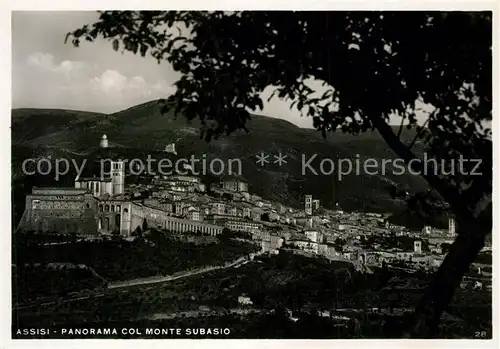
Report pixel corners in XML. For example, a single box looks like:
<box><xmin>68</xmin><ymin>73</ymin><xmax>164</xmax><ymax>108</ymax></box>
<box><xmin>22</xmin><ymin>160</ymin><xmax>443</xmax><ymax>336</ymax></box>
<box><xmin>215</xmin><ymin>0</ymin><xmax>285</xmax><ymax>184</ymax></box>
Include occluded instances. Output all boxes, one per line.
<box><xmin>13</xmin><ymin>257</ymin><xmax>252</xmax><ymax>311</ymax></box>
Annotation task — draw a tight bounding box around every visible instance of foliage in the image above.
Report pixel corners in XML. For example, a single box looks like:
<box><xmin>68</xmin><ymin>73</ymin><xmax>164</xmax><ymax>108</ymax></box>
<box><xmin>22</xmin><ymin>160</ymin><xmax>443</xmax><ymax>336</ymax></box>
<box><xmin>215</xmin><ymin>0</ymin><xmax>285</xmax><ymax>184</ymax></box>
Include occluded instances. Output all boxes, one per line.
<box><xmin>219</xmin><ymin>227</ymin><xmax>233</xmax><ymax>241</ymax></box>
<box><xmin>260</xmin><ymin>213</ymin><xmax>270</xmax><ymax>222</ymax></box>
<box><xmin>13</xmin><ymin>253</ymin><xmax>490</xmax><ymax>339</ymax></box>
<box><xmin>142</xmin><ymin>218</ymin><xmax>149</xmax><ymax>231</ymax></box>
<box><xmin>66</xmin><ymin>11</ymin><xmax>493</xmax><ymax>337</ymax></box>
<box><xmin>66</xmin><ymin>11</ymin><xmax>492</xmax><ymax>224</ymax></box>
<box><xmin>11</xmin><ymin>107</ymin><xmax>429</xmax><ymax>214</ymax></box>
<box><xmin>13</xmin><ymin>265</ymin><xmax>105</xmax><ymax>303</ymax></box>
<box><xmin>131</xmin><ymin>225</ymin><xmax>143</xmax><ymax>237</ymax></box>
<box><xmin>14</xmin><ymin>232</ymin><xmax>259</xmax><ymax>283</ymax></box>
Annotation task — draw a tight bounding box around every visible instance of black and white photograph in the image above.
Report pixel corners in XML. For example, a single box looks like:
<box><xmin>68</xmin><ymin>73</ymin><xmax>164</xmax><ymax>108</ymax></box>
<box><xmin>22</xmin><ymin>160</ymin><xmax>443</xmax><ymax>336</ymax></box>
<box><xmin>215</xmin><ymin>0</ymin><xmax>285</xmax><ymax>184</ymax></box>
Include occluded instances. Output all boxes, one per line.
<box><xmin>6</xmin><ymin>4</ymin><xmax>496</xmax><ymax>344</ymax></box>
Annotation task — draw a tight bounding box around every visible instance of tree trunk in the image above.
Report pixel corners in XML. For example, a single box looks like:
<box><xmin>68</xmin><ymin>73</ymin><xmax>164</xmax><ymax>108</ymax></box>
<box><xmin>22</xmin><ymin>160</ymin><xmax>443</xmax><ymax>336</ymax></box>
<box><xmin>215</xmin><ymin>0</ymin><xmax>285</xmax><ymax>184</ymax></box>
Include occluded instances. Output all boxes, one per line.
<box><xmin>366</xmin><ymin>114</ymin><xmax>492</xmax><ymax>337</ymax></box>
<box><xmin>404</xmin><ymin>220</ymin><xmax>488</xmax><ymax>337</ymax></box>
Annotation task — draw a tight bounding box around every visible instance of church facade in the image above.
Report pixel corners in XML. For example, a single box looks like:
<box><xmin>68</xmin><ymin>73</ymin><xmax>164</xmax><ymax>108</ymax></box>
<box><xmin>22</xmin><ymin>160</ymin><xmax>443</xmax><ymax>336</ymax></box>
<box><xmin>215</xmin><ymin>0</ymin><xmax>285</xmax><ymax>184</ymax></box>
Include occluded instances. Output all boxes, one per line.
<box><xmin>17</xmin><ymin>187</ymin><xmax>99</xmax><ymax>236</ymax></box>
<box><xmin>17</xmin><ymin>135</ymin><xmax>128</xmax><ymax>235</ymax></box>
<box><xmin>17</xmin><ymin>135</ymin><xmax>224</xmax><ymax>237</ymax></box>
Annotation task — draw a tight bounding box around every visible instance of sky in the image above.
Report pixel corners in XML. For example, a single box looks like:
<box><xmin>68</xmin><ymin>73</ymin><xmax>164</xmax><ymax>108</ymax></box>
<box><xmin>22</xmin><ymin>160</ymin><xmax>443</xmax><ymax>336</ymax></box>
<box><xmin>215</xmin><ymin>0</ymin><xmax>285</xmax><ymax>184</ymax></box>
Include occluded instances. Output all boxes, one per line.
<box><xmin>12</xmin><ymin>11</ymin><xmax>434</xmax><ymax>129</ymax></box>
<box><xmin>12</xmin><ymin>11</ymin><xmax>329</xmax><ymax>128</ymax></box>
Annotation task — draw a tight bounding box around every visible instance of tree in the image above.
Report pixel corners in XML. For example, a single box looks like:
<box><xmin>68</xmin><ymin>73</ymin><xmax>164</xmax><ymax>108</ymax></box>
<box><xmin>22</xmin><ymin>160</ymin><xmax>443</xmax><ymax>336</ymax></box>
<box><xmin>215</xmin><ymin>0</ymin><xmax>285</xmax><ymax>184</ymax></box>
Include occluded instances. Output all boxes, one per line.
<box><xmin>334</xmin><ymin>237</ymin><xmax>346</xmax><ymax>252</ymax></box>
<box><xmin>131</xmin><ymin>225</ymin><xmax>143</xmax><ymax>237</ymax></box>
<box><xmin>260</xmin><ymin>213</ymin><xmax>270</xmax><ymax>222</ymax></box>
<box><xmin>218</xmin><ymin>227</ymin><xmax>233</xmax><ymax>241</ymax></box>
<box><xmin>440</xmin><ymin>242</ymin><xmax>452</xmax><ymax>254</ymax></box>
<box><xmin>67</xmin><ymin>11</ymin><xmax>492</xmax><ymax>337</ymax></box>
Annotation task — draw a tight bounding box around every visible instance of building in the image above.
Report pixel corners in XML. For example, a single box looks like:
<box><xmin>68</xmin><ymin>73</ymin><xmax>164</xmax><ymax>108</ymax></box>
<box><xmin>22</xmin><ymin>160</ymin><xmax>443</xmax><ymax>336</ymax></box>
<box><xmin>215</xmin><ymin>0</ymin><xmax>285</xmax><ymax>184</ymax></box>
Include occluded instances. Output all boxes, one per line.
<box><xmin>186</xmin><ymin>210</ymin><xmax>201</xmax><ymax>221</ymax></box>
<box><xmin>432</xmin><ymin>255</ymin><xmax>444</xmax><ymax>268</ymax></box>
<box><xmin>111</xmin><ymin>161</ymin><xmax>125</xmax><ymax>195</ymax></box>
<box><xmin>238</xmin><ymin>295</ymin><xmax>253</xmax><ymax>305</ymax></box>
<box><xmin>290</xmin><ymin>239</ymin><xmax>319</xmax><ymax>254</ymax></box>
<box><xmin>422</xmin><ymin>226</ymin><xmax>432</xmax><ymax>235</ymax></box>
<box><xmin>225</xmin><ymin>220</ymin><xmax>263</xmax><ymax>233</ymax></box>
<box><xmin>317</xmin><ymin>244</ymin><xmax>339</xmax><ymax>259</ymax></box>
<box><xmin>131</xmin><ymin>203</ymin><xmax>223</xmax><ymax>236</ymax></box>
<box><xmin>268</xmin><ymin>210</ymin><xmax>280</xmax><ymax>221</ymax></box>
<box><xmin>429</xmin><ymin>245</ymin><xmax>442</xmax><ymax>254</ymax></box>
<box><xmin>448</xmin><ymin>216</ymin><xmax>456</xmax><ymax>236</ymax></box>
<box><xmin>100</xmin><ymin>134</ymin><xmax>108</xmax><ymax>148</ymax></box>
<box><xmin>312</xmin><ymin>199</ymin><xmax>320</xmax><ymax>211</ymax></box>
<box><xmin>305</xmin><ymin>195</ymin><xmax>313</xmax><ymax>215</ymax></box>
<box><xmin>226</xmin><ymin>205</ymin><xmax>237</xmax><ymax>216</ymax></box>
<box><xmin>242</xmin><ymin>207</ymin><xmax>251</xmax><ymax>218</ymax></box>
<box><xmin>210</xmin><ymin>201</ymin><xmax>226</xmax><ymax>215</ymax></box>
<box><xmin>164</xmin><ymin>143</ymin><xmax>177</xmax><ymax>155</ymax></box>
<box><xmin>252</xmin><ymin>230</ymin><xmax>272</xmax><ymax>241</ymax></box>
<box><xmin>74</xmin><ymin>135</ymin><xmax>125</xmax><ymax>197</ymax></box>
<box><xmin>221</xmin><ymin>176</ymin><xmax>248</xmax><ymax>192</ymax></box>
<box><xmin>97</xmin><ymin>200</ymin><xmax>132</xmax><ymax>234</ymax></box>
<box><xmin>305</xmin><ymin>230</ymin><xmax>321</xmax><ymax>243</ymax></box>
<box><xmin>17</xmin><ymin>187</ymin><xmax>98</xmax><ymax>235</ymax></box>
<box><xmin>411</xmin><ymin>254</ymin><xmax>433</xmax><ymax>269</ymax></box>
<box><xmin>414</xmin><ymin>240</ymin><xmax>422</xmax><ymax>254</ymax></box>
<box><xmin>75</xmin><ymin>159</ymin><xmax>125</xmax><ymax>197</ymax></box>
<box><xmin>75</xmin><ymin>177</ymin><xmax>113</xmax><ymax>197</ymax></box>
<box><xmin>295</xmin><ymin>216</ymin><xmax>313</xmax><ymax>229</ymax></box>
<box><xmin>18</xmin><ymin>178</ymin><xmax>221</xmax><ymax>238</ymax></box>
<box><xmin>18</xmin><ymin>134</ymin><xmax>128</xmax><ymax>236</ymax></box>
<box><xmin>261</xmin><ymin>235</ymin><xmax>284</xmax><ymax>253</ymax></box>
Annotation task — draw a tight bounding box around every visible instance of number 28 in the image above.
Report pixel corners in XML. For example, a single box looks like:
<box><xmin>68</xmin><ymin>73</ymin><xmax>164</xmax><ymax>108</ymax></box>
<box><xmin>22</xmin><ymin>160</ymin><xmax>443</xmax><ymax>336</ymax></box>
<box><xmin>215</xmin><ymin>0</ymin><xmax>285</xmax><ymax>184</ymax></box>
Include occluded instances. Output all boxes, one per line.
<box><xmin>475</xmin><ymin>331</ymin><xmax>487</xmax><ymax>338</ymax></box>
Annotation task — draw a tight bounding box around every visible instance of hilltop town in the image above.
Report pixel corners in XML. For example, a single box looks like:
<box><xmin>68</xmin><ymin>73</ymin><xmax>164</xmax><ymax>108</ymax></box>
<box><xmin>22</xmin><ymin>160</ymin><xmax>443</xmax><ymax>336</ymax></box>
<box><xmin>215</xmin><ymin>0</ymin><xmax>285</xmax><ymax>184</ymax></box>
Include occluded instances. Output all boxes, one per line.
<box><xmin>10</xmin><ymin>9</ymin><xmax>493</xmax><ymax>341</ymax></box>
<box><xmin>16</xmin><ymin>135</ymin><xmax>492</xmax><ymax>292</ymax></box>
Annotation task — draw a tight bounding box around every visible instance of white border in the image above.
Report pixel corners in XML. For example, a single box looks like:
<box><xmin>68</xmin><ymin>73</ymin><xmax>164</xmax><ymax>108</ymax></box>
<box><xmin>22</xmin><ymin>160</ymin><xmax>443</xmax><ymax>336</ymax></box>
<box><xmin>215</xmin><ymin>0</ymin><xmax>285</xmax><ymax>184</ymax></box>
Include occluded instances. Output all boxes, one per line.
<box><xmin>1</xmin><ymin>1</ymin><xmax>499</xmax><ymax>349</ymax></box>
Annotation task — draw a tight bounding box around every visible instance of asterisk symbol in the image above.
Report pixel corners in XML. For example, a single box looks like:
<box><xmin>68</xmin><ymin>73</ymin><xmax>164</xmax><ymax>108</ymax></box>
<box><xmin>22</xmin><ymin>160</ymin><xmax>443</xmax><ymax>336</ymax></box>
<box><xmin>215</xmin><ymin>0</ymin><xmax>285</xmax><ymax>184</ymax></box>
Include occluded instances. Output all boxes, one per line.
<box><xmin>256</xmin><ymin>152</ymin><xmax>269</xmax><ymax>166</ymax></box>
<box><xmin>274</xmin><ymin>153</ymin><xmax>288</xmax><ymax>166</ymax></box>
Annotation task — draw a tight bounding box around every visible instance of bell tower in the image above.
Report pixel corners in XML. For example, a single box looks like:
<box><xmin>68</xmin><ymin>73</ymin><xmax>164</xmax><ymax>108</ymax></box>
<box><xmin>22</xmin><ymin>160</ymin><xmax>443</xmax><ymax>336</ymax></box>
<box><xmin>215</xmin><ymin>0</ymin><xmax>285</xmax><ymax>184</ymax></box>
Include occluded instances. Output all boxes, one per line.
<box><xmin>111</xmin><ymin>160</ymin><xmax>125</xmax><ymax>195</ymax></box>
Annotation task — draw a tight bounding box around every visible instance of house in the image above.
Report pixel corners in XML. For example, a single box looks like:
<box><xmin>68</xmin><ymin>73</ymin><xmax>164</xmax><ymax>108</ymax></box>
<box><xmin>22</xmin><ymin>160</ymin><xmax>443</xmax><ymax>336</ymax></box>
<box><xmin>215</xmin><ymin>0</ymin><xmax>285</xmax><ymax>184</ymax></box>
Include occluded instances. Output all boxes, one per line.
<box><xmin>226</xmin><ymin>220</ymin><xmax>263</xmax><ymax>233</ymax></box>
<box><xmin>209</xmin><ymin>201</ymin><xmax>226</xmax><ymax>215</ymax></box>
<box><xmin>226</xmin><ymin>205</ymin><xmax>237</xmax><ymax>216</ymax></box>
<box><xmin>429</xmin><ymin>246</ymin><xmax>443</xmax><ymax>254</ymax></box>
<box><xmin>268</xmin><ymin>210</ymin><xmax>280</xmax><ymax>221</ymax></box>
<box><xmin>473</xmin><ymin>281</ymin><xmax>483</xmax><ymax>291</ymax></box>
<box><xmin>305</xmin><ymin>230</ymin><xmax>321</xmax><ymax>243</ymax></box>
<box><xmin>242</xmin><ymin>207</ymin><xmax>251</xmax><ymax>218</ymax></box>
<box><xmin>221</xmin><ymin>176</ymin><xmax>248</xmax><ymax>192</ymax></box>
<box><xmin>186</xmin><ymin>210</ymin><xmax>201</xmax><ymax>221</ymax></box>
<box><xmin>290</xmin><ymin>239</ymin><xmax>319</xmax><ymax>254</ymax></box>
<box><xmin>238</xmin><ymin>295</ymin><xmax>253</xmax><ymax>305</ymax></box>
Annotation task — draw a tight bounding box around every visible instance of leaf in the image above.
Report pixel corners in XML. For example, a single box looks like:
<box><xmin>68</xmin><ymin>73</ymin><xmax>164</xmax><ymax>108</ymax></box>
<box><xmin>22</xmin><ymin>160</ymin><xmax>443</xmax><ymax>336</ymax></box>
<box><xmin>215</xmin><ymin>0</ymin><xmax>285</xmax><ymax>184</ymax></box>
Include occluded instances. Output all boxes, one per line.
<box><xmin>112</xmin><ymin>39</ymin><xmax>119</xmax><ymax>52</ymax></box>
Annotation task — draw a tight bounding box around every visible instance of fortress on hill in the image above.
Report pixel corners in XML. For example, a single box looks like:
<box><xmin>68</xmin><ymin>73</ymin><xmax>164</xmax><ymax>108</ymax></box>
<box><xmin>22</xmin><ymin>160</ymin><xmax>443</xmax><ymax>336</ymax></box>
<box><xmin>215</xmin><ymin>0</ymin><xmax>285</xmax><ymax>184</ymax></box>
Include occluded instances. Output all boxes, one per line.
<box><xmin>16</xmin><ymin>135</ymin><xmax>223</xmax><ymax>237</ymax></box>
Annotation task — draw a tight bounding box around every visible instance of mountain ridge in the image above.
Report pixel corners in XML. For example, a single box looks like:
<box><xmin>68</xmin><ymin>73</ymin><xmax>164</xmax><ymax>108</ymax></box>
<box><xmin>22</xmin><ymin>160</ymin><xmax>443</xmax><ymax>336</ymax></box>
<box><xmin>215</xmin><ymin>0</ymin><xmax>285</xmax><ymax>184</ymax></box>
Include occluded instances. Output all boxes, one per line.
<box><xmin>11</xmin><ymin>99</ymin><xmax>437</xmax><ymax>229</ymax></box>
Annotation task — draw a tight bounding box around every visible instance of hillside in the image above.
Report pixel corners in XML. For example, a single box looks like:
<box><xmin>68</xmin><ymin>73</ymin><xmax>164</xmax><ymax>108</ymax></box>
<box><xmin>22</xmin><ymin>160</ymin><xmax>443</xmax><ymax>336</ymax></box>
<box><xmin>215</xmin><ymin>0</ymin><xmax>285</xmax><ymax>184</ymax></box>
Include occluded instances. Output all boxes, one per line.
<box><xmin>11</xmin><ymin>100</ymin><xmax>433</xmax><ymax>226</ymax></box>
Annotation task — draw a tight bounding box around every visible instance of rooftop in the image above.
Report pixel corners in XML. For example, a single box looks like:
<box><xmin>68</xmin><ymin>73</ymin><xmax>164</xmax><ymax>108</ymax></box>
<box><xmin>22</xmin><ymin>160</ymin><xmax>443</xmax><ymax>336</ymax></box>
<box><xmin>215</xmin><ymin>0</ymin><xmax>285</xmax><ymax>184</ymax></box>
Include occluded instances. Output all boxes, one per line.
<box><xmin>220</xmin><ymin>174</ymin><xmax>247</xmax><ymax>182</ymax></box>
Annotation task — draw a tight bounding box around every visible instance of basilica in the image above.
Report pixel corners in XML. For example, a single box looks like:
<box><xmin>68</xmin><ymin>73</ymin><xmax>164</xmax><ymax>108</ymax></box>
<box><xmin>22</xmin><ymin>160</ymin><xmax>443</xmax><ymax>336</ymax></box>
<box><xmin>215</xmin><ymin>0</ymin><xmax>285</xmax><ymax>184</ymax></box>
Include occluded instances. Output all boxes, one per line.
<box><xmin>17</xmin><ymin>135</ymin><xmax>223</xmax><ymax>237</ymax></box>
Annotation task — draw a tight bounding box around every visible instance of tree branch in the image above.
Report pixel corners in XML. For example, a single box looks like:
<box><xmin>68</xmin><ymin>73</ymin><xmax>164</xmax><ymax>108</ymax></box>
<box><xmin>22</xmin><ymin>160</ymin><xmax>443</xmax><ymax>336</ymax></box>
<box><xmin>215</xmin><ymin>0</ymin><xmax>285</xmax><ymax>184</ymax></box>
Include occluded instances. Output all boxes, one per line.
<box><xmin>407</xmin><ymin>108</ymin><xmax>437</xmax><ymax>151</ymax></box>
<box><xmin>369</xmin><ymin>113</ymin><xmax>469</xmax><ymax>220</ymax></box>
<box><xmin>404</xmin><ymin>217</ymin><xmax>489</xmax><ymax>337</ymax></box>
<box><xmin>397</xmin><ymin>114</ymin><xmax>405</xmax><ymax>139</ymax></box>
<box><xmin>408</xmin><ymin>117</ymin><xmax>430</xmax><ymax>151</ymax></box>
<box><xmin>368</xmin><ymin>112</ymin><xmax>491</xmax><ymax>337</ymax></box>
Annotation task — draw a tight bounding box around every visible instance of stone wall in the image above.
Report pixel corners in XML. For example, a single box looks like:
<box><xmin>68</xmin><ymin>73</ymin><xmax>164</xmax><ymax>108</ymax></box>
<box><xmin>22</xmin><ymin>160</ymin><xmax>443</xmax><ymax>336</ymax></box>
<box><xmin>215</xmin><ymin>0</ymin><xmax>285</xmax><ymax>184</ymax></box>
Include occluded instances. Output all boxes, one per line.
<box><xmin>18</xmin><ymin>209</ymin><xmax>98</xmax><ymax>235</ymax></box>
<box><xmin>18</xmin><ymin>191</ymin><xmax>98</xmax><ymax>235</ymax></box>
<box><xmin>130</xmin><ymin>203</ymin><xmax>223</xmax><ymax>236</ymax></box>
